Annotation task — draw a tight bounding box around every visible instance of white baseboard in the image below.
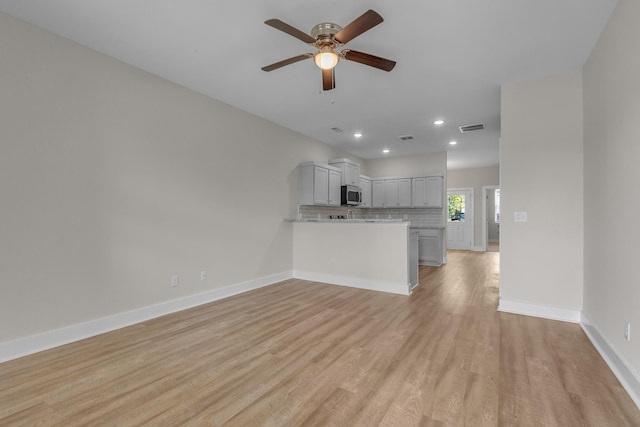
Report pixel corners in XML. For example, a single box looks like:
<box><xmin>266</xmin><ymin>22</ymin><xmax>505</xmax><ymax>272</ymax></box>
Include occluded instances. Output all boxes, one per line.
<box><xmin>497</xmin><ymin>298</ymin><xmax>582</xmax><ymax>323</ymax></box>
<box><xmin>472</xmin><ymin>246</ymin><xmax>485</xmax><ymax>252</ymax></box>
<box><xmin>292</xmin><ymin>270</ymin><xmax>410</xmax><ymax>296</ymax></box>
<box><xmin>0</xmin><ymin>271</ymin><xmax>293</xmax><ymax>363</ymax></box>
<box><xmin>581</xmin><ymin>315</ymin><xmax>640</xmax><ymax>410</ymax></box>
<box><xmin>419</xmin><ymin>260</ymin><xmax>442</xmax><ymax>267</ymax></box>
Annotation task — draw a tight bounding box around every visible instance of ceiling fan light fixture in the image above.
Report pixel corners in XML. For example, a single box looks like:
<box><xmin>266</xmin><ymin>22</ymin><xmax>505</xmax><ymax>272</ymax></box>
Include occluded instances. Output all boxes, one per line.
<box><xmin>314</xmin><ymin>46</ymin><xmax>340</xmax><ymax>70</ymax></box>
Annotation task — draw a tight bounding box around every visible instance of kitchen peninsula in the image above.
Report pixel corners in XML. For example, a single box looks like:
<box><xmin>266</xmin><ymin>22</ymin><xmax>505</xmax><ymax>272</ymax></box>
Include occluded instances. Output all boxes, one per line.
<box><xmin>292</xmin><ymin>158</ymin><xmax>445</xmax><ymax>295</ymax></box>
<box><xmin>291</xmin><ymin>219</ymin><xmax>419</xmax><ymax>295</ymax></box>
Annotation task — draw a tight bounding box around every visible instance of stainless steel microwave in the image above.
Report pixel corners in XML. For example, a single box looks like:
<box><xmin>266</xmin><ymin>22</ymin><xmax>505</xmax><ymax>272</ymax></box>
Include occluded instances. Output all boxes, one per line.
<box><xmin>341</xmin><ymin>185</ymin><xmax>362</xmax><ymax>206</ymax></box>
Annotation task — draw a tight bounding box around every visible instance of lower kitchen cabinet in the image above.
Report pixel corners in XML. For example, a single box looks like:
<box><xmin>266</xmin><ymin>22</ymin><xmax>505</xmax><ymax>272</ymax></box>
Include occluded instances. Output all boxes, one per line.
<box><xmin>416</xmin><ymin>229</ymin><xmax>443</xmax><ymax>266</ymax></box>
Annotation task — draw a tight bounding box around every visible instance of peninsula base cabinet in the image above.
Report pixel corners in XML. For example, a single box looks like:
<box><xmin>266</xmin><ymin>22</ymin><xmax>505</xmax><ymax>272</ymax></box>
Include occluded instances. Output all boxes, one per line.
<box><xmin>298</xmin><ymin>162</ymin><xmax>342</xmax><ymax>206</ymax></box>
<box><xmin>417</xmin><ymin>229</ymin><xmax>444</xmax><ymax>266</ymax></box>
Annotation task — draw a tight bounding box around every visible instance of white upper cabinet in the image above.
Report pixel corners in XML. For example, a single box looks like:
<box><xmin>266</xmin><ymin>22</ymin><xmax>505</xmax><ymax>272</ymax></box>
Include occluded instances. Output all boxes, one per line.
<box><xmin>298</xmin><ymin>162</ymin><xmax>342</xmax><ymax>206</ymax></box>
<box><xmin>373</xmin><ymin>178</ymin><xmax>412</xmax><ymax>208</ymax></box>
<box><xmin>412</xmin><ymin>177</ymin><xmax>427</xmax><ymax>207</ymax></box>
<box><xmin>384</xmin><ymin>180</ymin><xmax>398</xmax><ymax>207</ymax></box>
<box><xmin>329</xmin><ymin>158</ymin><xmax>361</xmax><ymax>186</ymax></box>
<box><xmin>425</xmin><ymin>176</ymin><xmax>443</xmax><ymax>207</ymax></box>
<box><xmin>313</xmin><ymin>166</ymin><xmax>329</xmax><ymax>205</ymax></box>
<box><xmin>372</xmin><ymin>180</ymin><xmax>386</xmax><ymax>207</ymax></box>
<box><xmin>359</xmin><ymin>176</ymin><xmax>372</xmax><ymax>208</ymax></box>
<box><xmin>398</xmin><ymin>179</ymin><xmax>412</xmax><ymax>207</ymax></box>
<box><xmin>300</xmin><ymin>160</ymin><xmax>443</xmax><ymax>210</ymax></box>
<box><xmin>328</xmin><ymin>169</ymin><xmax>341</xmax><ymax>206</ymax></box>
<box><xmin>412</xmin><ymin>176</ymin><xmax>443</xmax><ymax>208</ymax></box>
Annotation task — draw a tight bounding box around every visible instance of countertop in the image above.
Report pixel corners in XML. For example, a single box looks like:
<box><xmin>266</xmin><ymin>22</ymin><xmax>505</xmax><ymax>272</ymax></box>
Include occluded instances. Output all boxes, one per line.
<box><xmin>287</xmin><ymin>219</ymin><xmax>445</xmax><ymax>229</ymax></box>
<box><xmin>287</xmin><ymin>218</ymin><xmax>406</xmax><ymax>224</ymax></box>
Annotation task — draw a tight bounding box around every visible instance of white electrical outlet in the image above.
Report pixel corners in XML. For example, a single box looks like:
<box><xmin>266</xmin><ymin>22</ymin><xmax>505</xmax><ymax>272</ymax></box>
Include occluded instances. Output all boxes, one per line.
<box><xmin>514</xmin><ymin>211</ymin><xmax>528</xmax><ymax>222</ymax></box>
<box><xmin>624</xmin><ymin>322</ymin><xmax>631</xmax><ymax>341</ymax></box>
<box><xmin>200</xmin><ymin>271</ymin><xmax>207</xmax><ymax>281</ymax></box>
<box><xmin>171</xmin><ymin>274</ymin><xmax>179</xmax><ymax>287</ymax></box>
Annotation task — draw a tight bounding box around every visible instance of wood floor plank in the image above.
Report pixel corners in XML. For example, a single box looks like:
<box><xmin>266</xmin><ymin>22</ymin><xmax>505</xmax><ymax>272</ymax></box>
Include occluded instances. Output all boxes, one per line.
<box><xmin>1</xmin><ymin>251</ymin><xmax>639</xmax><ymax>426</ymax></box>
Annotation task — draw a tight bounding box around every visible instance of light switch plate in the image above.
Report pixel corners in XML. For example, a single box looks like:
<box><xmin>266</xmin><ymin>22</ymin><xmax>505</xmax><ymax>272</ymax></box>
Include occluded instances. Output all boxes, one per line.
<box><xmin>514</xmin><ymin>211</ymin><xmax>528</xmax><ymax>222</ymax></box>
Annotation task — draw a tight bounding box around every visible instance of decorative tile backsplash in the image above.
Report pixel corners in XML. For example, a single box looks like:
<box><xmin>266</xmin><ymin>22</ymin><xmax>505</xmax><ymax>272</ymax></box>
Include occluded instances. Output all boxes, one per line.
<box><xmin>297</xmin><ymin>205</ymin><xmax>444</xmax><ymax>228</ymax></box>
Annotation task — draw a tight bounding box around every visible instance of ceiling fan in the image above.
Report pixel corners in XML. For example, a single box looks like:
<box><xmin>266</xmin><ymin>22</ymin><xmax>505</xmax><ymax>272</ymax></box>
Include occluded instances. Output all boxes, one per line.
<box><xmin>261</xmin><ymin>9</ymin><xmax>396</xmax><ymax>91</ymax></box>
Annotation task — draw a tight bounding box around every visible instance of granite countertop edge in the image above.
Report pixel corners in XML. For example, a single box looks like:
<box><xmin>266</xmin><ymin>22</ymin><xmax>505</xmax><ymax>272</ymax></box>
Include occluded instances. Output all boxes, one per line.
<box><xmin>286</xmin><ymin>218</ymin><xmax>406</xmax><ymax>224</ymax></box>
<box><xmin>285</xmin><ymin>219</ymin><xmax>445</xmax><ymax>229</ymax></box>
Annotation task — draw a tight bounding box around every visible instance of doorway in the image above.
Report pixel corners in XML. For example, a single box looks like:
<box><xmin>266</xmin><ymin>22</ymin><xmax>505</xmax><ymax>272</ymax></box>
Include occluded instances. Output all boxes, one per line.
<box><xmin>482</xmin><ymin>186</ymin><xmax>500</xmax><ymax>252</ymax></box>
<box><xmin>447</xmin><ymin>188</ymin><xmax>473</xmax><ymax>250</ymax></box>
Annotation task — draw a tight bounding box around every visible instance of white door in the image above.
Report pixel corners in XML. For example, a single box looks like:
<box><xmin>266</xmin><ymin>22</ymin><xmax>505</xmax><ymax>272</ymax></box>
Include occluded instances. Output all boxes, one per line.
<box><xmin>447</xmin><ymin>189</ymin><xmax>473</xmax><ymax>250</ymax></box>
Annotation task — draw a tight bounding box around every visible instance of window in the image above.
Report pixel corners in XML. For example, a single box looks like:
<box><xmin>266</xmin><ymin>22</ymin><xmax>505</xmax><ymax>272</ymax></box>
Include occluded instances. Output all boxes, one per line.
<box><xmin>494</xmin><ymin>189</ymin><xmax>500</xmax><ymax>223</ymax></box>
<box><xmin>448</xmin><ymin>194</ymin><xmax>465</xmax><ymax>222</ymax></box>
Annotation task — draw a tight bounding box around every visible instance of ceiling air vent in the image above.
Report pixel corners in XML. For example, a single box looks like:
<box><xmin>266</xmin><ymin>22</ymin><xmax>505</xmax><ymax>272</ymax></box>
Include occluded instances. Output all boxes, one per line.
<box><xmin>330</xmin><ymin>126</ymin><xmax>344</xmax><ymax>133</ymax></box>
<box><xmin>459</xmin><ymin>123</ymin><xmax>485</xmax><ymax>133</ymax></box>
<box><xmin>398</xmin><ymin>135</ymin><xmax>414</xmax><ymax>141</ymax></box>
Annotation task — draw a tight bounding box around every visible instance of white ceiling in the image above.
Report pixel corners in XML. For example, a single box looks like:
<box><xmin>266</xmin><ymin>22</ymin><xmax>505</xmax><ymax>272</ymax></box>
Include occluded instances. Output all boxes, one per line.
<box><xmin>0</xmin><ymin>1</ymin><xmax>618</xmax><ymax>169</ymax></box>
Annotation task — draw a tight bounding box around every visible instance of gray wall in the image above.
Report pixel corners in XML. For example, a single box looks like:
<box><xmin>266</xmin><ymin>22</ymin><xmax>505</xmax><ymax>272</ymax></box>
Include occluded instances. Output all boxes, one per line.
<box><xmin>500</xmin><ymin>70</ymin><xmax>584</xmax><ymax>311</ymax></box>
<box><xmin>0</xmin><ymin>12</ymin><xmax>357</xmax><ymax>341</ymax></box>
<box><xmin>364</xmin><ymin>152</ymin><xmax>446</xmax><ymax>178</ymax></box>
<box><xmin>583</xmin><ymin>0</ymin><xmax>640</xmax><ymax>377</ymax></box>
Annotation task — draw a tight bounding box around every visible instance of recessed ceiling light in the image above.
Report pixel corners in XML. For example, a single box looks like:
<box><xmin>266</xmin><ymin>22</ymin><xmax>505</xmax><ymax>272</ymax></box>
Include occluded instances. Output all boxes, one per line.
<box><xmin>383</xmin><ymin>149</ymin><xmax>390</xmax><ymax>153</ymax></box>
<box><xmin>434</xmin><ymin>120</ymin><xmax>444</xmax><ymax>125</ymax></box>
<box><xmin>354</xmin><ymin>133</ymin><xmax>362</xmax><ymax>138</ymax></box>
<box><xmin>449</xmin><ymin>140</ymin><xmax>457</xmax><ymax>145</ymax></box>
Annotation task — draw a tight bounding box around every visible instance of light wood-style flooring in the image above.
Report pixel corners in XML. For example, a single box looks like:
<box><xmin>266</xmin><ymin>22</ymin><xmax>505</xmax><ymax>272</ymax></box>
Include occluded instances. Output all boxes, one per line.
<box><xmin>1</xmin><ymin>250</ymin><xmax>639</xmax><ymax>426</ymax></box>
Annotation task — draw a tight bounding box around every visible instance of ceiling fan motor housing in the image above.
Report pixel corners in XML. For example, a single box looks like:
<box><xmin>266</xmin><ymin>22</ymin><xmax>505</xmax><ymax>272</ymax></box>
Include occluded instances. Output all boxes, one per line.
<box><xmin>311</xmin><ymin>22</ymin><xmax>342</xmax><ymax>46</ymax></box>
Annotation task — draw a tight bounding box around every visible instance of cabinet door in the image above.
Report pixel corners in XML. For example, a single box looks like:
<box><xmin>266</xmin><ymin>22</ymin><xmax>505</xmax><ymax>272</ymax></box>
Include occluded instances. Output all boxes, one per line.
<box><xmin>385</xmin><ymin>180</ymin><xmax>399</xmax><ymax>207</ymax></box>
<box><xmin>345</xmin><ymin>163</ymin><xmax>360</xmax><ymax>186</ymax></box>
<box><xmin>412</xmin><ymin>178</ymin><xmax>427</xmax><ymax>207</ymax></box>
<box><xmin>418</xmin><ymin>235</ymin><xmax>441</xmax><ymax>264</ymax></box>
<box><xmin>425</xmin><ymin>177</ymin><xmax>443</xmax><ymax>207</ymax></box>
<box><xmin>372</xmin><ymin>180</ymin><xmax>386</xmax><ymax>207</ymax></box>
<box><xmin>398</xmin><ymin>179</ymin><xmax>412</xmax><ymax>207</ymax></box>
<box><xmin>328</xmin><ymin>169</ymin><xmax>341</xmax><ymax>206</ymax></box>
<box><xmin>313</xmin><ymin>166</ymin><xmax>329</xmax><ymax>205</ymax></box>
<box><xmin>360</xmin><ymin>178</ymin><xmax>372</xmax><ymax>208</ymax></box>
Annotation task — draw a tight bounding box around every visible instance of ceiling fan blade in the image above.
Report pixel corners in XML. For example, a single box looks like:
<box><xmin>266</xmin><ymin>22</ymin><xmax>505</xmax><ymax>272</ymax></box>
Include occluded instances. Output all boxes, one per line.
<box><xmin>322</xmin><ymin>68</ymin><xmax>335</xmax><ymax>91</ymax></box>
<box><xmin>264</xmin><ymin>19</ymin><xmax>316</xmax><ymax>44</ymax></box>
<box><xmin>262</xmin><ymin>54</ymin><xmax>312</xmax><ymax>72</ymax></box>
<box><xmin>343</xmin><ymin>50</ymin><xmax>396</xmax><ymax>72</ymax></box>
<box><xmin>334</xmin><ymin>10</ymin><xmax>384</xmax><ymax>45</ymax></box>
